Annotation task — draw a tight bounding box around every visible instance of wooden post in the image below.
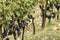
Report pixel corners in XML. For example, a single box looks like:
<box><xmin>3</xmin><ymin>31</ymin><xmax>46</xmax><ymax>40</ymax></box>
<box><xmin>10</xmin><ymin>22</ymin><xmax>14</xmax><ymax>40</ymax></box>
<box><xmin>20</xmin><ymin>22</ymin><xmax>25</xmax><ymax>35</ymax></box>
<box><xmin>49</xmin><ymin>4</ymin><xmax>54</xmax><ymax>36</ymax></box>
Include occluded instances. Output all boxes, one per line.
<box><xmin>41</xmin><ymin>0</ymin><xmax>48</xmax><ymax>29</ymax></box>
<box><xmin>32</xmin><ymin>18</ymin><xmax>35</xmax><ymax>35</ymax></box>
<box><xmin>22</xmin><ymin>27</ymin><xmax>25</xmax><ymax>40</ymax></box>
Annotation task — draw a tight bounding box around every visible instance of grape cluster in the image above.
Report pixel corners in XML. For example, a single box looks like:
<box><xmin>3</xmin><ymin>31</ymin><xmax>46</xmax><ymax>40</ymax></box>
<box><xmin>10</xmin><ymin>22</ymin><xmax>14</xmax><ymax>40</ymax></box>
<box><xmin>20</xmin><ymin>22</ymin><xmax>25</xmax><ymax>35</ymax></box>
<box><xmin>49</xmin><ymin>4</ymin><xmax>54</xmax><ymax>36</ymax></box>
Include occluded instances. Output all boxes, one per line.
<box><xmin>40</xmin><ymin>4</ymin><xmax>56</xmax><ymax>23</ymax></box>
<box><xmin>2</xmin><ymin>28</ymin><xmax>8</xmax><ymax>38</ymax></box>
<box><xmin>54</xmin><ymin>2</ymin><xmax>60</xmax><ymax>10</ymax></box>
<box><xmin>9</xmin><ymin>15</ymin><xmax>16</xmax><ymax>28</ymax></box>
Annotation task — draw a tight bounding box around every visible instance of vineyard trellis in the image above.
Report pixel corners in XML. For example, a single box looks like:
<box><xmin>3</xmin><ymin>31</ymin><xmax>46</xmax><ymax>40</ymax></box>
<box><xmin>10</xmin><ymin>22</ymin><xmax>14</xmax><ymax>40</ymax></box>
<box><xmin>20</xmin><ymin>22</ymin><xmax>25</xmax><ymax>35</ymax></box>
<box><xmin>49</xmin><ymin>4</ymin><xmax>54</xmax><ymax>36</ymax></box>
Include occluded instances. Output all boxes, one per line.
<box><xmin>0</xmin><ymin>0</ymin><xmax>60</xmax><ymax>40</ymax></box>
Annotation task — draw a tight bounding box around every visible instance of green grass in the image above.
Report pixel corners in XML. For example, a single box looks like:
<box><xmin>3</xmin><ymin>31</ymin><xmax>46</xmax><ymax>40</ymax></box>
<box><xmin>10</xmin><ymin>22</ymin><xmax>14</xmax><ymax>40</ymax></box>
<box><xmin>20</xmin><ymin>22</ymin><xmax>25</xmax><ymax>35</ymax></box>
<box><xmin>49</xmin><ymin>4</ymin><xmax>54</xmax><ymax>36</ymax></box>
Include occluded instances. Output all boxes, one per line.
<box><xmin>23</xmin><ymin>19</ymin><xmax>60</xmax><ymax>40</ymax></box>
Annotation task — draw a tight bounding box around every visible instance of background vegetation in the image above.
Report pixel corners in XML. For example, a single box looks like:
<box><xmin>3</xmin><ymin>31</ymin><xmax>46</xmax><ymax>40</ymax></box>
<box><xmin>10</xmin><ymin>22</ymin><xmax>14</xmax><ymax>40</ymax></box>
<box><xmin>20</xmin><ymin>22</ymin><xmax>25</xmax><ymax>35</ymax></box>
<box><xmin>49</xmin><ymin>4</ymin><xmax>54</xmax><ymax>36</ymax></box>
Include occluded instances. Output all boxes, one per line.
<box><xmin>0</xmin><ymin>0</ymin><xmax>60</xmax><ymax>40</ymax></box>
